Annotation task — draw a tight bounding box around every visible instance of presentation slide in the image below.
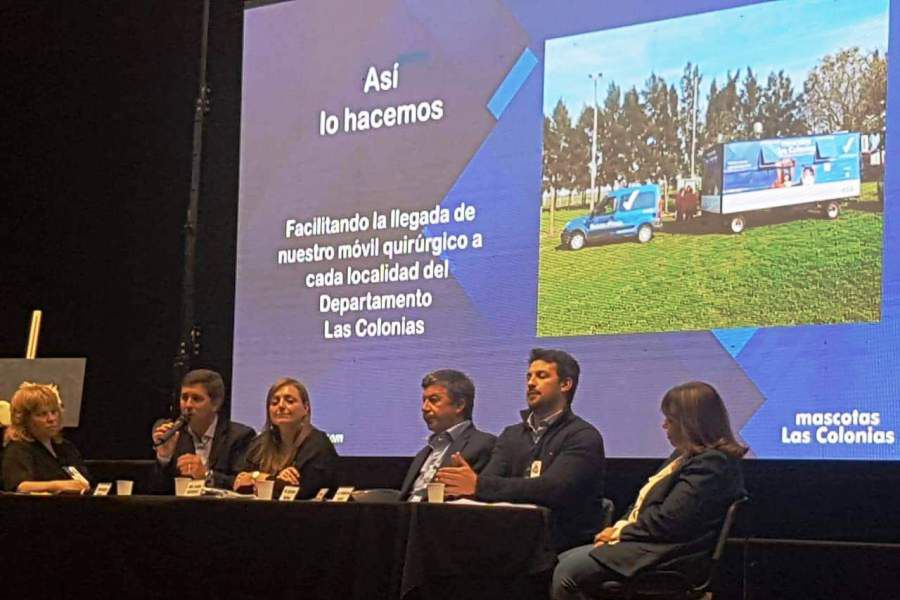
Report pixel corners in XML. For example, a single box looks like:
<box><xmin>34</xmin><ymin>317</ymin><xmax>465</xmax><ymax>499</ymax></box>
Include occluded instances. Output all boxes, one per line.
<box><xmin>235</xmin><ymin>0</ymin><xmax>899</xmax><ymax>459</ymax></box>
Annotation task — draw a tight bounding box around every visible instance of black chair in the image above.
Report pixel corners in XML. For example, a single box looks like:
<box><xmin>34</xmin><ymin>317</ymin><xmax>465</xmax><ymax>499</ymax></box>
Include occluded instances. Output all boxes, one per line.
<box><xmin>599</xmin><ymin>497</ymin><xmax>616</xmax><ymax>528</ymax></box>
<box><xmin>593</xmin><ymin>496</ymin><xmax>749</xmax><ymax>599</ymax></box>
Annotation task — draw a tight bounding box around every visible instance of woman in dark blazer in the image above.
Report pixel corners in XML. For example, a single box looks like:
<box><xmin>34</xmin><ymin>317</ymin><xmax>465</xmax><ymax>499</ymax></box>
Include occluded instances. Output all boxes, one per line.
<box><xmin>233</xmin><ymin>377</ymin><xmax>337</xmax><ymax>499</ymax></box>
<box><xmin>2</xmin><ymin>383</ymin><xmax>91</xmax><ymax>493</ymax></box>
<box><xmin>552</xmin><ymin>381</ymin><xmax>747</xmax><ymax>600</ymax></box>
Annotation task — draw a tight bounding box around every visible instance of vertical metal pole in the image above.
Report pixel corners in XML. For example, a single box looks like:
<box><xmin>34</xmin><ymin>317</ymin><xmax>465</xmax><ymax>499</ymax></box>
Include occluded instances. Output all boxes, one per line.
<box><xmin>589</xmin><ymin>72</ymin><xmax>602</xmax><ymax>211</ymax></box>
<box><xmin>172</xmin><ymin>0</ymin><xmax>211</xmax><ymax>412</ymax></box>
<box><xmin>691</xmin><ymin>75</ymin><xmax>699</xmax><ymax>178</ymax></box>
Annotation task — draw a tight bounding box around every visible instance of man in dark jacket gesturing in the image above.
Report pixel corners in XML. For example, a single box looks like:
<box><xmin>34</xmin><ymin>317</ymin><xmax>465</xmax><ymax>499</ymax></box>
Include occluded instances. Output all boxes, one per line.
<box><xmin>436</xmin><ymin>348</ymin><xmax>606</xmax><ymax>551</ymax></box>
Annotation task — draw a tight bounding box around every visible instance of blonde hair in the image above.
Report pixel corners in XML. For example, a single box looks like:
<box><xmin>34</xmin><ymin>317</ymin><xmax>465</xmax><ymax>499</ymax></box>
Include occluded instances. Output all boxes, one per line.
<box><xmin>4</xmin><ymin>383</ymin><xmax>63</xmax><ymax>445</ymax></box>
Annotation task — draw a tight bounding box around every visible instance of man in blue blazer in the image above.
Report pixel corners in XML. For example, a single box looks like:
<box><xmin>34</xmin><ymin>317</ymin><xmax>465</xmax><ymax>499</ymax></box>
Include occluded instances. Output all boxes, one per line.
<box><xmin>399</xmin><ymin>369</ymin><xmax>495</xmax><ymax>501</ymax></box>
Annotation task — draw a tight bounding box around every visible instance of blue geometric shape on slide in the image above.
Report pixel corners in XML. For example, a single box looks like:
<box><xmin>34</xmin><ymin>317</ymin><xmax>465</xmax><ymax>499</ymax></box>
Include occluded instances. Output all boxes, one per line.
<box><xmin>487</xmin><ymin>47</ymin><xmax>539</xmax><ymax>119</ymax></box>
<box><xmin>711</xmin><ymin>327</ymin><xmax>758</xmax><ymax>359</ymax></box>
<box><xmin>426</xmin><ymin>58</ymin><xmax>544</xmax><ymax>335</ymax></box>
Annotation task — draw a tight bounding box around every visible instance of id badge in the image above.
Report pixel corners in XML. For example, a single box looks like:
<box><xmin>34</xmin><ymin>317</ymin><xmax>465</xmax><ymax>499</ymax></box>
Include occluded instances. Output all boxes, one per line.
<box><xmin>65</xmin><ymin>466</ymin><xmax>90</xmax><ymax>486</ymax></box>
<box><xmin>529</xmin><ymin>460</ymin><xmax>542</xmax><ymax>478</ymax></box>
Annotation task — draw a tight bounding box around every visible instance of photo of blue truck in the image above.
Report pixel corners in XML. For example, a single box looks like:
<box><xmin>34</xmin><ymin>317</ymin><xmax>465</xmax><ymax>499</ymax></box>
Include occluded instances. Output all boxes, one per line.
<box><xmin>560</xmin><ymin>184</ymin><xmax>663</xmax><ymax>249</ymax></box>
<box><xmin>701</xmin><ymin>132</ymin><xmax>862</xmax><ymax>233</ymax></box>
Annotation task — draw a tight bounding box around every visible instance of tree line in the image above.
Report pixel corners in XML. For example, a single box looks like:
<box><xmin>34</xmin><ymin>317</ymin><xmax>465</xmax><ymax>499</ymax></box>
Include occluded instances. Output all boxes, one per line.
<box><xmin>542</xmin><ymin>47</ymin><xmax>887</xmax><ymax>199</ymax></box>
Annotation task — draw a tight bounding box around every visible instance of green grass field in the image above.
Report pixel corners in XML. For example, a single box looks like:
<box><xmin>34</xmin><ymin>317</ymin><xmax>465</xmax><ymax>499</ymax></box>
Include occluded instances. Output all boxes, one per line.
<box><xmin>537</xmin><ymin>191</ymin><xmax>883</xmax><ymax>337</ymax></box>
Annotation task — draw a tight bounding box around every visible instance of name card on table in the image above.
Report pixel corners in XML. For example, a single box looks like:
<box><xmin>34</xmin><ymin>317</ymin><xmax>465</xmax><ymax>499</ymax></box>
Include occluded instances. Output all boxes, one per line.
<box><xmin>93</xmin><ymin>483</ymin><xmax>112</xmax><ymax>496</ymax></box>
<box><xmin>330</xmin><ymin>486</ymin><xmax>355</xmax><ymax>502</ymax></box>
<box><xmin>184</xmin><ymin>480</ymin><xmax>205</xmax><ymax>497</ymax></box>
<box><xmin>279</xmin><ymin>485</ymin><xmax>299</xmax><ymax>501</ymax></box>
<box><xmin>313</xmin><ymin>488</ymin><xmax>329</xmax><ymax>502</ymax></box>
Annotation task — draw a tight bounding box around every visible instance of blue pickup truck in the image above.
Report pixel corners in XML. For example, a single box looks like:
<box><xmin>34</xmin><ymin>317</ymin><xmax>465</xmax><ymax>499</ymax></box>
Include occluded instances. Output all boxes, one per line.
<box><xmin>560</xmin><ymin>184</ymin><xmax>662</xmax><ymax>250</ymax></box>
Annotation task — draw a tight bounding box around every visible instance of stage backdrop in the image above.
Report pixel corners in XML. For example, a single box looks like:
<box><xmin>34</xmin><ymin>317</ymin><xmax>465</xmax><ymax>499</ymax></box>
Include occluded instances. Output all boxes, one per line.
<box><xmin>233</xmin><ymin>0</ymin><xmax>899</xmax><ymax>459</ymax></box>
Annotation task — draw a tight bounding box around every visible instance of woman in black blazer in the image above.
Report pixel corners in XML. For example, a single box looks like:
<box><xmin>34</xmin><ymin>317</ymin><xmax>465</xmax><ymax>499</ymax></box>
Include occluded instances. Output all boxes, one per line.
<box><xmin>233</xmin><ymin>377</ymin><xmax>337</xmax><ymax>499</ymax></box>
<box><xmin>552</xmin><ymin>381</ymin><xmax>747</xmax><ymax>600</ymax></box>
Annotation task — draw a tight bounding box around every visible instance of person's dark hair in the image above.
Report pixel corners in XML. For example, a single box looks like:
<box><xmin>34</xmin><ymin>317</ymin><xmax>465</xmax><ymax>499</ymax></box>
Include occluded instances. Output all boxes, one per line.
<box><xmin>529</xmin><ymin>348</ymin><xmax>580</xmax><ymax>405</ymax></box>
<box><xmin>421</xmin><ymin>369</ymin><xmax>475</xmax><ymax>420</ymax></box>
<box><xmin>181</xmin><ymin>369</ymin><xmax>225</xmax><ymax>406</ymax></box>
<box><xmin>661</xmin><ymin>381</ymin><xmax>748</xmax><ymax>458</ymax></box>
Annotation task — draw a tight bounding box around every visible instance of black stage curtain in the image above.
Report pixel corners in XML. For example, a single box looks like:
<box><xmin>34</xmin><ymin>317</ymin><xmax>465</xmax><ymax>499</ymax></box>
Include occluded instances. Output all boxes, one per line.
<box><xmin>2</xmin><ymin>1</ymin><xmax>242</xmax><ymax>460</ymax></box>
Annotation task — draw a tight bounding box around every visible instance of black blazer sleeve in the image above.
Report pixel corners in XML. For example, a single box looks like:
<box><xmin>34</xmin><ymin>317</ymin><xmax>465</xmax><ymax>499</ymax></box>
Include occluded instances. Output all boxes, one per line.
<box><xmin>208</xmin><ymin>423</ymin><xmax>256</xmax><ymax>490</ymax></box>
<box><xmin>618</xmin><ymin>451</ymin><xmax>738</xmax><ymax>543</ymax></box>
<box><xmin>476</xmin><ymin>425</ymin><xmax>604</xmax><ymax>509</ymax></box>
<box><xmin>2</xmin><ymin>442</ymin><xmax>34</xmax><ymax>491</ymax></box>
<box><xmin>463</xmin><ymin>430</ymin><xmax>496</xmax><ymax>473</ymax></box>
<box><xmin>287</xmin><ymin>429</ymin><xmax>339</xmax><ymax>500</ymax></box>
<box><xmin>478</xmin><ymin>426</ymin><xmax>514</xmax><ymax>478</ymax></box>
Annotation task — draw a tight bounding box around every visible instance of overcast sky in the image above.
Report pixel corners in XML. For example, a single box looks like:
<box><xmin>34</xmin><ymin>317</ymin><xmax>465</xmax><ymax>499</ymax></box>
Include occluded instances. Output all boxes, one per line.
<box><xmin>543</xmin><ymin>0</ymin><xmax>890</xmax><ymax>116</ymax></box>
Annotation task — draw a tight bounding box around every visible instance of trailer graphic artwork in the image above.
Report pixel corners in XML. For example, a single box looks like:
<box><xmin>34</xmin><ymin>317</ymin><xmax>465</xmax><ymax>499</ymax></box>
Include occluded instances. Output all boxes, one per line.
<box><xmin>702</xmin><ymin>133</ymin><xmax>861</xmax><ymax>231</ymax></box>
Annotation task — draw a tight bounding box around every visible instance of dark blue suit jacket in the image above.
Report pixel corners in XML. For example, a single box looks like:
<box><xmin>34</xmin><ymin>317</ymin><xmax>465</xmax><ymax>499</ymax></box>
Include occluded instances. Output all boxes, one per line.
<box><xmin>399</xmin><ymin>423</ymin><xmax>495</xmax><ymax>500</ymax></box>
<box><xmin>591</xmin><ymin>448</ymin><xmax>745</xmax><ymax>581</ymax></box>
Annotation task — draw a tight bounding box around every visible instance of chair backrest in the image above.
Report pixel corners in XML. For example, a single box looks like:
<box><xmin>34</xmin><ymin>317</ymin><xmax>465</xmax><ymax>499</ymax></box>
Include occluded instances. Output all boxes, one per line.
<box><xmin>712</xmin><ymin>496</ymin><xmax>748</xmax><ymax>560</ymax></box>
<box><xmin>703</xmin><ymin>496</ymin><xmax>749</xmax><ymax>591</ymax></box>
<box><xmin>589</xmin><ymin>496</ymin><xmax>749</xmax><ymax>599</ymax></box>
<box><xmin>599</xmin><ymin>497</ymin><xmax>616</xmax><ymax>528</ymax></box>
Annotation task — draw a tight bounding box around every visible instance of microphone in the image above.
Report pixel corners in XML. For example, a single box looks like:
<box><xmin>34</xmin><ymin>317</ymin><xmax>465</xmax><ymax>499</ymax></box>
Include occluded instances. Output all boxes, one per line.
<box><xmin>153</xmin><ymin>413</ymin><xmax>191</xmax><ymax>447</ymax></box>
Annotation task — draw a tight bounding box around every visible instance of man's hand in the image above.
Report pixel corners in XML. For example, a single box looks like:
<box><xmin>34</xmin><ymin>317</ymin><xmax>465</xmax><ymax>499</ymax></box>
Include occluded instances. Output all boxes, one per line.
<box><xmin>276</xmin><ymin>467</ymin><xmax>301</xmax><ymax>486</ymax></box>
<box><xmin>435</xmin><ymin>452</ymin><xmax>477</xmax><ymax>497</ymax></box>
<box><xmin>152</xmin><ymin>421</ymin><xmax>179</xmax><ymax>460</ymax></box>
<box><xmin>176</xmin><ymin>453</ymin><xmax>206</xmax><ymax>480</ymax></box>
<box><xmin>593</xmin><ymin>526</ymin><xmax>617</xmax><ymax>547</ymax></box>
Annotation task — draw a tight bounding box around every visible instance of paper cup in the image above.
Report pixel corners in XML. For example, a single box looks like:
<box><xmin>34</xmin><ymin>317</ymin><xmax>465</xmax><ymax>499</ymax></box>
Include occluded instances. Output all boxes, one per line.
<box><xmin>116</xmin><ymin>480</ymin><xmax>134</xmax><ymax>496</ymax></box>
<box><xmin>256</xmin><ymin>479</ymin><xmax>275</xmax><ymax>501</ymax></box>
<box><xmin>427</xmin><ymin>482</ymin><xmax>445</xmax><ymax>503</ymax></box>
<box><xmin>174</xmin><ymin>477</ymin><xmax>191</xmax><ymax>496</ymax></box>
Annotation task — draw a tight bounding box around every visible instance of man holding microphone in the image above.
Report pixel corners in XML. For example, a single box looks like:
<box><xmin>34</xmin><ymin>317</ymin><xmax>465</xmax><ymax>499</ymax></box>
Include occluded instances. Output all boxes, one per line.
<box><xmin>152</xmin><ymin>369</ymin><xmax>255</xmax><ymax>493</ymax></box>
